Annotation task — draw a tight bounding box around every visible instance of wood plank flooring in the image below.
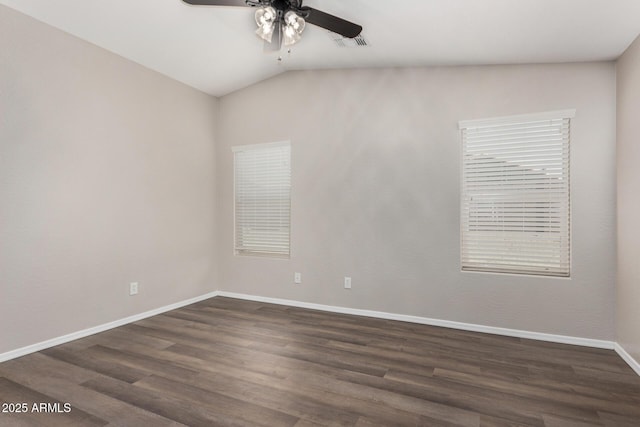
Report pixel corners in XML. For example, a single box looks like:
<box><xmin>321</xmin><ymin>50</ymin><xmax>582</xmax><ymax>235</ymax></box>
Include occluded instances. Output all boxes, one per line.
<box><xmin>1</xmin><ymin>297</ymin><xmax>639</xmax><ymax>426</ymax></box>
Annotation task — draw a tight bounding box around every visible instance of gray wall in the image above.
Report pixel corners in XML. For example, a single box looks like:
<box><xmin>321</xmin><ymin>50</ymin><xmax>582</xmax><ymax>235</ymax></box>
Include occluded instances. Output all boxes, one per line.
<box><xmin>617</xmin><ymin>34</ymin><xmax>640</xmax><ymax>362</ymax></box>
<box><xmin>0</xmin><ymin>3</ymin><xmax>622</xmax><ymax>356</ymax></box>
<box><xmin>217</xmin><ymin>64</ymin><xmax>617</xmax><ymax>340</ymax></box>
<box><xmin>0</xmin><ymin>5</ymin><xmax>218</xmax><ymax>354</ymax></box>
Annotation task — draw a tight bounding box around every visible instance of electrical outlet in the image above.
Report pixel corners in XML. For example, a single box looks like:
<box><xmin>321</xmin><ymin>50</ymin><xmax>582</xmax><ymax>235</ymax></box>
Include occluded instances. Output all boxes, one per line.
<box><xmin>129</xmin><ymin>282</ymin><xmax>139</xmax><ymax>296</ymax></box>
<box><xmin>294</xmin><ymin>272</ymin><xmax>302</xmax><ymax>284</ymax></box>
<box><xmin>344</xmin><ymin>277</ymin><xmax>352</xmax><ymax>289</ymax></box>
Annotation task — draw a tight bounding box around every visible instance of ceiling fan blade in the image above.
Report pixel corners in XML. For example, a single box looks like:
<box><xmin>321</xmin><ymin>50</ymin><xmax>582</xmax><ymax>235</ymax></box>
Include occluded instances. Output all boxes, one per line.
<box><xmin>182</xmin><ymin>0</ymin><xmax>250</xmax><ymax>6</ymax></box>
<box><xmin>300</xmin><ymin>7</ymin><xmax>362</xmax><ymax>38</ymax></box>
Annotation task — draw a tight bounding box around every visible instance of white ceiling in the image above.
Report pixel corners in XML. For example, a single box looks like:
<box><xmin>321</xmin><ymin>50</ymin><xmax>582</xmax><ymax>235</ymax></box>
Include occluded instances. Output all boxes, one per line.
<box><xmin>2</xmin><ymin>0</ymin><xmax>640</xmax><ymax>96</ymax></box>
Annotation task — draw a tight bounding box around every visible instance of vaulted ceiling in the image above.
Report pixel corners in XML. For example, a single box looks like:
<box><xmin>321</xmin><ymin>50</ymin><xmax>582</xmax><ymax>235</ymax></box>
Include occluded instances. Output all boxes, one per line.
<box><xmin>2</xmin><ymin>0</ymin><xmax>640</xmax><ymax>96</ymax></box>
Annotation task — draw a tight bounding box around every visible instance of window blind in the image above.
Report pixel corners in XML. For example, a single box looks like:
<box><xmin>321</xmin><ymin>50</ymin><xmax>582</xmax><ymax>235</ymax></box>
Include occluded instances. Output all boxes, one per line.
<box><xmin>233</xmin><ymin>141</ymin><xmax>291</xmax><ymax>257</ymax></box>
<box><xmin>459</xmin><ymin>110</ymin><xmax>574</xmax><ymax>277</ymax></box>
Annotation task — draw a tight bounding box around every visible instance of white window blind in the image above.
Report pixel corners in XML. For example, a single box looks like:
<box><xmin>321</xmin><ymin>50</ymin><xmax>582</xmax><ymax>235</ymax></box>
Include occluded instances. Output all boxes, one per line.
<box><xmin>233</xmin><ymin>141</ymin><xmax>291</xmax><ymax>257</ymax></box>
<box><xmin>459</xmin><ymin>110</ymin><xmax>574</xmax><ymax>277</ymax></box>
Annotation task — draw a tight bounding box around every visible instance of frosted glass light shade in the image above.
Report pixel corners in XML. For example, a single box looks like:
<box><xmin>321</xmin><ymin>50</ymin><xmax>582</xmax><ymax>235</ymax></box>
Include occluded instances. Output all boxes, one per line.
<box><xmin>283</xmin><ymin>11</ymin><xmax>305</xmax><ymax>46</ymax></box>
<box><xmin>255</xmin><ymin>7</ymin><xmax>277</xmax><ymax>42</ymax></box>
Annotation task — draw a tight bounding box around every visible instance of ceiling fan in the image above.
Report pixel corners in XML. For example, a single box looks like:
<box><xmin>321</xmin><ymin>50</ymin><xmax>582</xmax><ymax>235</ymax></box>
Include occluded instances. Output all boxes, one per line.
<box><xmin>182</xmin><ymin>0</ymin><xmax>363</xmax><ymax>50</ymax></box>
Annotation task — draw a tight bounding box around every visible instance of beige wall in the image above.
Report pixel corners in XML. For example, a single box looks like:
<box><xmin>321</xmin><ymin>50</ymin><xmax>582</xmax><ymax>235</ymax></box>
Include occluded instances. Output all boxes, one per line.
<box><xmin>617</xmin><ymin>35</ymin><xmax>640</xmax><ymax>362</ymax></box>
<box><xmin>217</xmin><ymin>64</ymin><xmax>617</xmax><ymax>340</ymax></box>
<box><xmin>0</xmin><ymin>5</ymin><xmax>218</xmax><ymax>354</ymax></box>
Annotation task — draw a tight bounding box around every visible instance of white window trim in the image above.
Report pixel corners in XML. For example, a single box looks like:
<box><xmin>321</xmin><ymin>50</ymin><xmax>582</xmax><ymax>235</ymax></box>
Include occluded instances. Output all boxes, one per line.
<box><xmin>459</xmin><ymin>109</ymin><xmax>576</xmax><ymax>130</ymax></box>
<box><xmin>231</xmin><ymin>140</ymin><xmax>291</xmax><ymax>153</ymax></box>
<box><xmin>459</xmin><ymin>110</ymin><xmax>575</xmax><ymax>278</ymax></box>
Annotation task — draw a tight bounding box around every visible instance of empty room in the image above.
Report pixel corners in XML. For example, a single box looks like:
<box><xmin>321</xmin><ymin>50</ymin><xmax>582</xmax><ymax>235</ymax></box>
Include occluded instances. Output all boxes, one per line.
<box><xmin>1</xmin><ymin>0</ymin><xmax>640</xmax><ymax>425</ymax></box>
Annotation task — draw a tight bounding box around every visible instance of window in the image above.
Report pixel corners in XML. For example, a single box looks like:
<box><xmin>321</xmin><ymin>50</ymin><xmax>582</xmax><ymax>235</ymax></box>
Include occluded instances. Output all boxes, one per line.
<box><xmin>459</xmin><ymin>110</ymin><xmax>574</xmax><ymax>277</ymax></box>
<box><xmin>233</xmin><ymin>141</ymin><xmax>291</xmax><ymax>257</ymax></box>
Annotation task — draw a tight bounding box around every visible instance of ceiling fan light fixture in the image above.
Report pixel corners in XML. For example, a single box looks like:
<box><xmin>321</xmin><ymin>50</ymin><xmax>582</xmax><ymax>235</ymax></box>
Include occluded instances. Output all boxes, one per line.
<box><xmin>255</xmin><ymin>6</ymin><xmax>276</xmax><ymax>27</ymax></box>
<box><xmin>185</xmin><ymin>0</ymin><xmax>363</xmax><ymax>51</ymax></box>
<box><xmin>256</xmin><ymin>23</ymin><xmax>275</xmax><ymax>42</ymax></box>
<box><xmin>283</xmin><ymin>10</ymin><xmax>305</xmax><ymax>46</ymax></box>
<box><xmin>255</xmin><ymin>6</ymin><xmax>277</xmax><ymax>42</ymax></box>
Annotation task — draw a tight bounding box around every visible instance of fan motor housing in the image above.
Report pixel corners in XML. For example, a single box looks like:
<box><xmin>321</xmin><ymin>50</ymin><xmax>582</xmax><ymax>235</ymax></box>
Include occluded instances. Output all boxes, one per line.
<box><xmin>271</xmin><ymin>0</ymin><xmax>302</xmax><ymax>11</ymax></box>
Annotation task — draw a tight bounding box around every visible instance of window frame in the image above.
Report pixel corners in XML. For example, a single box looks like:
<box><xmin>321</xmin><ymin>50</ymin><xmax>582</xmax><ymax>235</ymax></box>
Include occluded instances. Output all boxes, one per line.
<box><xmin>458</xmin><ymin>110</ymin><xmax>575</xmax><ymax>278</ymax></box>
<box><xmin>232</xmin><ymin>141</ymin><xmax>292</xmax><ymax>259</ymax></box>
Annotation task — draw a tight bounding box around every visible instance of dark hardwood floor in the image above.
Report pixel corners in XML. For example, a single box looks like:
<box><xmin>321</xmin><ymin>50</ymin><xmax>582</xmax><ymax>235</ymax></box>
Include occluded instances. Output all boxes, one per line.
<box><xmin>1</xmin><ymin>297</ymin><xmax>639</xmax><ymax>426</ymax></box>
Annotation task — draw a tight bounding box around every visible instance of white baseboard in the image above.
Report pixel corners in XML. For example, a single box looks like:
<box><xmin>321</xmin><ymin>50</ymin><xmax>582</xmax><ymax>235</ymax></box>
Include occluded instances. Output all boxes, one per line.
<box><xmin>216</xmin><ymin>291</ymin><xmax>615</xmax><ymax>350</ymax></box>
<box><xmin>3</xmin><ymin>289</ymin><xmax>633</xmax><ymax>376</ymax></box>
<box><xmin>615</xmin><ymin>343</ymin><xmax>640</xmax><ymax>376</ymax></box>
<box><xmin>0</xmin><ymin>291</ymin><xmax>220</xmax><ymax>363</ymax></box>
